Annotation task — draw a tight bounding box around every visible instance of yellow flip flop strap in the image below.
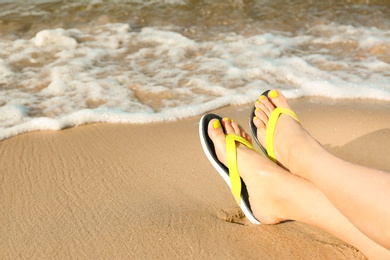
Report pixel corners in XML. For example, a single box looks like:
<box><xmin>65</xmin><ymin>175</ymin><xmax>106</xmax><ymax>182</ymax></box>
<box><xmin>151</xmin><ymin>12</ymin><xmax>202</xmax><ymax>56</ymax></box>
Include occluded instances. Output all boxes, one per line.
<box><xmin>266</xmin><ymin>107</ymin><xmax>300</xmax><ymax>162</ymax></box>
<box><xmin>226</xmin><ymin>134</ymin><xmax>255</xmax><ymax>205</ymax></box>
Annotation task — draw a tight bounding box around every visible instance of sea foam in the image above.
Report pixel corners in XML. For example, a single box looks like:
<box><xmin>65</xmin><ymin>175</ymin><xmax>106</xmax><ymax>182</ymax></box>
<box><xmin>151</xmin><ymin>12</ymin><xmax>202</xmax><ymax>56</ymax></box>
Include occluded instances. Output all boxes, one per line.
<box><xmin>0</xmin><ymin>7</ymin><xmax>390</xmax><ymax>140</ymax></box>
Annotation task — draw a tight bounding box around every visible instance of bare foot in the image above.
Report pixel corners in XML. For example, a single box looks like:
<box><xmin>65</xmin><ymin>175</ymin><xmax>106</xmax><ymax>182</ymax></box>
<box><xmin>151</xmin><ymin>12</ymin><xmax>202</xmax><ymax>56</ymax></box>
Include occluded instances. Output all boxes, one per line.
<box><xmin>252</xmin><ymin>89</ymin><xmax>322</xmax><ymax>176</ymax></box>
<box><xmin>208</xmin><ymin>116</ymin><xmax>295</xmax><ymax>224</ymax></box>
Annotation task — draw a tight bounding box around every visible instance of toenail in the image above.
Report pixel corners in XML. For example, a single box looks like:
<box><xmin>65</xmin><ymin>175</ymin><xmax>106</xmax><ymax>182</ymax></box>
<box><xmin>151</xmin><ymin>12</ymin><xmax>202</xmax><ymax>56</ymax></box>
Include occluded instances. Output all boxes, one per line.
<box><xmin>255</xmin><ymin>100</ymin><xmax>260</xmax><ymax>105</ymax></box>
<box><xmin>256</xmin><ymin>108</ymin><xmax>260</xmax><ymax>112</ymax></box>
<box><xmin>223</xmin><ymin>117</ymin><xmax>230</xmax><ymax>122</ymax></box>
<box><xmin>259</xmin><ymin>95</ymin><xmax>266</xmax><ymax>100</ymax></box>
<box><xmin>213</xmin><ymin>120</ymin><xmax>221</xmax><ymax>129</ymax></box>
<box><xmin>269</xmin><ymin>90</ymin><xmax>279</xmax><ymax>98</ymax></box>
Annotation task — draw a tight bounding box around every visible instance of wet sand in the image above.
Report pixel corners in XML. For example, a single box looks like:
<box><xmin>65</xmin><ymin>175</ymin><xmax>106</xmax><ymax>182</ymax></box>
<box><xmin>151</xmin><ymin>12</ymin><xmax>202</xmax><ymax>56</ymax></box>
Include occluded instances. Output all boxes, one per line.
<box><xmin>2</xmin><ymin>98</ymin><xmax>390</xmax><ymax>259</ymax></box>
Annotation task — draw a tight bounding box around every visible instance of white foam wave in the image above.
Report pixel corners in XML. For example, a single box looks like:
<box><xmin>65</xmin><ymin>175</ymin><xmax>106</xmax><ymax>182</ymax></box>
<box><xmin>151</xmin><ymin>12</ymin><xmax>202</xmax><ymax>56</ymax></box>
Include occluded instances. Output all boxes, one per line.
<box><xmin>0</xmin><ymin>21</ymin><xmax>390</xmax><ymax>140</ymax></box>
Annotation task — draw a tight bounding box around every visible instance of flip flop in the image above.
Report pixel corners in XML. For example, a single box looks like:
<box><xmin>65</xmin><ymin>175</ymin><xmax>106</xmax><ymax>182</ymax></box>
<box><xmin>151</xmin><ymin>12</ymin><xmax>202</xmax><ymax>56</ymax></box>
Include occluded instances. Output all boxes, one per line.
<box><xmin>249</xmin><ymin>90</ymin><xmax>300</xmax><ymax>162</ymax></box>
<box><xmin>199</xmin><ymin>113</ymin><xmax>260</xmax><ymax>224</ymax></box>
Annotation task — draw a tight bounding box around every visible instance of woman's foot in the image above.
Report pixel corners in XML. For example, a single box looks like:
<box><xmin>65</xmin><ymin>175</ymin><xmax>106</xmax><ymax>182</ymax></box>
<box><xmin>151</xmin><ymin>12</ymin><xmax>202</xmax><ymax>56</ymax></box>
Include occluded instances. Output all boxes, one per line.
<box><xmin>208</xmin><ymin>115</ymin><xmax>390</xmax><ymax>259</ymax></box>
<box><xmin>208</xmin><ymin>116</ymin><xmax>297</xmax><ymax>224</ymax></box>
<box><xmin>252</xmin><ymin>89</ymin><xmax>322</xmax><ymax>176</ymax></box>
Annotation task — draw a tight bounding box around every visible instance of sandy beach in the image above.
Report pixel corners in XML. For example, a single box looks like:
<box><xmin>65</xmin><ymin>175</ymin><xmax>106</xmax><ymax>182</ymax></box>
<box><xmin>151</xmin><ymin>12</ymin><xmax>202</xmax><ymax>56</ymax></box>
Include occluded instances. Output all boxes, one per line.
<box><xmin>2</xmin><ymin>98</ymin><xmax>390</xmax><ymax>259</ymax></box>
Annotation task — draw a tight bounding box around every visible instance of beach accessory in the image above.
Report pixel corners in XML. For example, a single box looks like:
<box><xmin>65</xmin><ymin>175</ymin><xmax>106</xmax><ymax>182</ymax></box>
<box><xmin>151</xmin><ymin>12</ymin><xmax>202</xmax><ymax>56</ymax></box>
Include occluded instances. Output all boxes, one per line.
<box><xmin>199</xmin><ymin>113</ymin><xmax>260</xmax><ymax>224</ymax></box>
<box><xmin>250</xmin><ymin>90</ymin><xmax>300</xmax><ymax>162</ymax></box>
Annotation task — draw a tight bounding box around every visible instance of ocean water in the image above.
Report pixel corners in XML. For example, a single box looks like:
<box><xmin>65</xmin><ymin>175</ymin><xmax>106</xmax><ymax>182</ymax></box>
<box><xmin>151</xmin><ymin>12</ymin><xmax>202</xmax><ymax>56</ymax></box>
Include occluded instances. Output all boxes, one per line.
<box><xmin>1</xmin><ymin>0</ymin><xmax>390</xmax><ymax>140</ymax></box>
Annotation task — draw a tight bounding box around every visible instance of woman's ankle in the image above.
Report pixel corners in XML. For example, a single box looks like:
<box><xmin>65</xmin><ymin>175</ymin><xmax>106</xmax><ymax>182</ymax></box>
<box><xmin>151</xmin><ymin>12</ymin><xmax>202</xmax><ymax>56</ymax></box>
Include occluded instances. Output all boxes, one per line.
<box><xmin>286</xmin><ymin>132</ymin><xmax>326</xmax><ymax>179</ymax></box>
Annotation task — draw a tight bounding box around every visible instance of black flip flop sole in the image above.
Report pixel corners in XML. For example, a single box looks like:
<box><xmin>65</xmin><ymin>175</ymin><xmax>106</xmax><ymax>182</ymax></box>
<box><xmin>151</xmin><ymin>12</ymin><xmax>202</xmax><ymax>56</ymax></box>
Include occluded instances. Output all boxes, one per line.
<box><xmin>199</xmin><ymin>113</ymin><xmax>260</xmax><ymax>224</ymax></box>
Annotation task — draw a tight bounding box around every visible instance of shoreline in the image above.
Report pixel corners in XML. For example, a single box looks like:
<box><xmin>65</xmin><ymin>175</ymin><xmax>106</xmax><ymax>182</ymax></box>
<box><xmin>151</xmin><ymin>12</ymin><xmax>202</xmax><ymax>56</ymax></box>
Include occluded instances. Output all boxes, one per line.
<box><xmin>2</xmin><ymin>97</ymin><xmax>390</xmax><ymax>259</ymax></box>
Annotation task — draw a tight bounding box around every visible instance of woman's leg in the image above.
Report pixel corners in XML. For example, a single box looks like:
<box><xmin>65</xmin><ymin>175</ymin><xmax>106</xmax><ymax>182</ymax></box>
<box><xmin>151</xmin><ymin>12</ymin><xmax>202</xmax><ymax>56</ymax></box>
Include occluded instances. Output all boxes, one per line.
<box><xmin>207</xmin><ymin>118</ymin><xmax>390</xmax><ymax>259</ymax></box>
<box><xmin>252</xmin><ymin>89</ymin><xmax>390</xmax><ymax>250</ymax></box>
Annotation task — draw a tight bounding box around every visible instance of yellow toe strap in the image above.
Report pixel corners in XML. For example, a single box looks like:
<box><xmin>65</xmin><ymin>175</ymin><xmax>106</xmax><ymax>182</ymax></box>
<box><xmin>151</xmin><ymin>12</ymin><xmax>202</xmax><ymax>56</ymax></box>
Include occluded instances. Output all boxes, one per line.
<box><xmin>226</xmin><ymin>134</ymin><xmax>255</xmax><ymax>205</ymax></box>
<box><xmin>266</xmin><ymin>107</ymin><xmax>300</xmax><ymax>162</ymax></box>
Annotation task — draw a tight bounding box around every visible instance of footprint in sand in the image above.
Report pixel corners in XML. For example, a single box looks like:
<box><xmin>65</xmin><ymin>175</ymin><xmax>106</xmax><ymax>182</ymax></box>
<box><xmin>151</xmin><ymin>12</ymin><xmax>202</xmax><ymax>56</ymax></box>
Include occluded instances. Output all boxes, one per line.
<box><xmin>217</xmin><ymin>208</ymin><xmax>252</xmax><ymax>226</ymax></box>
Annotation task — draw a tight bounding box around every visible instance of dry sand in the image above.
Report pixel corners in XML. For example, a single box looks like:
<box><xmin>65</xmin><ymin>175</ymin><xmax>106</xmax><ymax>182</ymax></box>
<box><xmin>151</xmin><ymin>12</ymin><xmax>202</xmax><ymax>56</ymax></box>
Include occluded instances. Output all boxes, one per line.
<box><xmin>2</xmin><ymin>97</ymin><xmax>390</xmax><ymax>259</ymax></box>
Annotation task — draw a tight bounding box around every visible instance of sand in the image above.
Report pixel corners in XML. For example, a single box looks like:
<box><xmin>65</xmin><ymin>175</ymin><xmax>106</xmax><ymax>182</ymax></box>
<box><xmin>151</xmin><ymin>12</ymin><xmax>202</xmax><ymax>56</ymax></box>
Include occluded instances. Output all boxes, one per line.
<box><xmin>2</xmin><ymin>97</ymin><xmax>390</xmax><ymax>259</ymax></box>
